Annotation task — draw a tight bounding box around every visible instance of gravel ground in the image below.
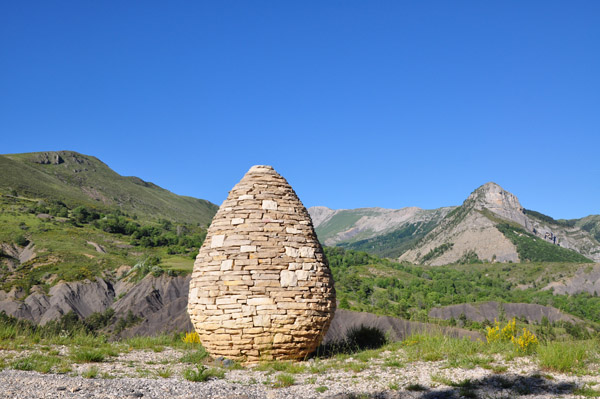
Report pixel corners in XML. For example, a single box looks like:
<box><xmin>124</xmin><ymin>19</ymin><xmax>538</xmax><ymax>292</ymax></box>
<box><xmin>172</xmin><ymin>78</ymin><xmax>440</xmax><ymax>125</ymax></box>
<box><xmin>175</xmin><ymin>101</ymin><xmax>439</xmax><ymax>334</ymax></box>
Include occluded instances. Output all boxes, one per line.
<box><xmin>1</xmin><ymin>347</ymin><xmax>599</xmax><ymax>399</ymax></box>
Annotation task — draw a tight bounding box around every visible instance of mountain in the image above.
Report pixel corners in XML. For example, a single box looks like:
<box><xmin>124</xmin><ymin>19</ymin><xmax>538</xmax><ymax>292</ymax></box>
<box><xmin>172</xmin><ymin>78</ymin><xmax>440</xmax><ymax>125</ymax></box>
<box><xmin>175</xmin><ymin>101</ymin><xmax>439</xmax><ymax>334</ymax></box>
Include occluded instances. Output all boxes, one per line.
<box><xmin>310</xmin><ymin>182</ymin><xmax>600</xmax><ymax>264</ymax></box>
<box><xmin>308</xmin><ymin>206</ymin><xmax>454</xmax><ymax>258</ymax></box>
<box><xmin>0</xmin><ymin>151</ymin><xmax>217</xmax><ymax>225</ymax></box>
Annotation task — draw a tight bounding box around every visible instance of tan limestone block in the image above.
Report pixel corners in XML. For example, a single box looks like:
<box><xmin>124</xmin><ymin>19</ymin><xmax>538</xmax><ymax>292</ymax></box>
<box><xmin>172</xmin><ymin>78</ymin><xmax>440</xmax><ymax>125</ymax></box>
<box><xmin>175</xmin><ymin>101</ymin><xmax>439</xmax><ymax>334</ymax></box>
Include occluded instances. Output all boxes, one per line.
<box><xmin>211</xmin><ymin>235</ymin><xmax>225</xmax><ymax>248</ymax></box>
<box><xmin>247</xmin><ymin>297</ymin><xmax>274</xmax><ymax>306</ymax></box>
<box><xmin>280</xmin><ymin>270</ymin><xmax>298</xmax><ymax>287</ymax></box>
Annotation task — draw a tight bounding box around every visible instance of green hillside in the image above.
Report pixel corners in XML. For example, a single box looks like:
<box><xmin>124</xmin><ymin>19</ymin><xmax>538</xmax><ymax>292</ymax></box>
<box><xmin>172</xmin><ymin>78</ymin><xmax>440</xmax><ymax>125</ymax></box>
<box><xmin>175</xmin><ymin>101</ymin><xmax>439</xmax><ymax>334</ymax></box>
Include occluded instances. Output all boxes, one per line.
<box><xmin>0</xmin><ymin>151</ymin><xmax>217</xmax><ymax>225</ymax></box>
<box><xmin>0</xmin><ymin>195</ymin><xmax>207</xmax><ymax>294</ymax></box>
<box><xmin>338</xmin><ymin>221</ymin><xmax>437</xmax><ymax>258</ymax></box>
<box><xmin>0</xmin><ymin>150</ymin><xmax>219</xmax><ymax>294</ymax></box>
<box><xmin>327</xmin><ymin>247</ymin><xmax>600</xmax><ymax>331</ymax></box>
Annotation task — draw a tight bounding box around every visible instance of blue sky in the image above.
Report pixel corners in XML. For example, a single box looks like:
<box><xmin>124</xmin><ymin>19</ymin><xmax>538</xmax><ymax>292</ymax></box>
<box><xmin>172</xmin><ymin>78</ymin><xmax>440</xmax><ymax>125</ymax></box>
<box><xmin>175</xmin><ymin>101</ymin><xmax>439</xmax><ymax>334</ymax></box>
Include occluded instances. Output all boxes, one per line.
<box><xmin>1</xmin><ymin>1</ymin><xmax>599</xmax><ymax>219</ymax></box>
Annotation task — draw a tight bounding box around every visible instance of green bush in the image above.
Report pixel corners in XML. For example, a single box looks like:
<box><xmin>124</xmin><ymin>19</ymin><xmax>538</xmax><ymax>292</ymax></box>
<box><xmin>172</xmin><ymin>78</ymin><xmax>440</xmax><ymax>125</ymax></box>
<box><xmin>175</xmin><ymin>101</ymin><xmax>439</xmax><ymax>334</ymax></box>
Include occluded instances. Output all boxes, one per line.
<box><xmin>14</xmin><ymin>234</ymin><xmax>29</xmax><ymax>246</ymax></box>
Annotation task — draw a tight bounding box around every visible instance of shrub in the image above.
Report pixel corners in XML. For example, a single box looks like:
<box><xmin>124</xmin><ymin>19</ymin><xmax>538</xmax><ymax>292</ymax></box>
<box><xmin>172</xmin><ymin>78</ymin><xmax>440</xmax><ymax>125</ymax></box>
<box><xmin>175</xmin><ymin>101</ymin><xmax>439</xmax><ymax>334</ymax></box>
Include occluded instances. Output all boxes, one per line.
<box><xmin>157</xmin><ymin>367</ymin><xmax>173</xmax><ymax>378</ymax></box>
<box><xmin>180</xmin><ymin>348</ymin><xmax>209</xmax><ymax>364</ymax></box>
<box><xmin>183</xmin><ymin>365</ymin><xmax>224</xmax><ymax>382</ymax></box>
<box><xmin>182</xmin><ymin>331</ymin><xmax>201</xmax><ymax>344</ymax></box>
<box><xmin>82</xmin><ymin>366</ymin><xmax>99</xmax><ymax>378</ymax></box>
<box><xmin>486</xmin><ymin>318</ymin><xmax>516</xmax><ymax>343</ymax></box>
<box><xmin>84</xmin><ymin>308</ymin><xmax>115</xmax><ymax>333</ymax></box>
<box><xmin>486</xmin><ymin>318</ymin><xmax>538</xmax><ymax>354</ymax></box>
<box><xmin>273</xmin><ymin>373</ymin><xmax>295</xmax><ymax>388</ymax></box>
<box><xmin>71</xmin><ymin>348</ymin><xmax>106</xmax><ymax>363</ymax></box>
<box><xmin>14</xmin><ymin>235</ymin><xmax>29</xmax><ymax>246</ymax></box>
<box><xmin>345</xmin><ymin>325</ymin><xmax>387</xmax><ymax>351</ymax></box>
<box><xmin>113</xmin><ymin>310</ymin><xmax>141</xmax><ymax>334</ymax></box>
<box><xmin>511</xmin><ymin>327</ymin><xmax>538</xmax><ymax>354</ymax></box>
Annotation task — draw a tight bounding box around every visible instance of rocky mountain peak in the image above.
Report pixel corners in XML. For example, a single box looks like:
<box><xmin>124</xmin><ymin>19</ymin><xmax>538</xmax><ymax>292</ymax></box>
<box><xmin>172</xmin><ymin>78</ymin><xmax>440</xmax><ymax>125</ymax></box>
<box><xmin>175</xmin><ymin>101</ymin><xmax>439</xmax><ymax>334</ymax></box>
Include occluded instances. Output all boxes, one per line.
<box><xmin>308</xmin><ymin>206</ymin><xmax>336</xmax><ymax>228</ymax></box>
<box><xmin>467</xmin><ymin>182</ymin><xmax>528</xmax><ymax>228</ymax></box>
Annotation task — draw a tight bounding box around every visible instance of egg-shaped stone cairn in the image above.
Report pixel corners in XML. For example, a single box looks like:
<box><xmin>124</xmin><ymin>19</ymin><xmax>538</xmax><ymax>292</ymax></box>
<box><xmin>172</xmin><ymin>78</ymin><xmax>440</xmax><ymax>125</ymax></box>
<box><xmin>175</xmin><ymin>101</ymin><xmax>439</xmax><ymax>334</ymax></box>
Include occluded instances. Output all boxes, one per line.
<box><xmin>187</xmin><ymin>165</ymin><xmax>336</xmax><ymax>362</ymax></box>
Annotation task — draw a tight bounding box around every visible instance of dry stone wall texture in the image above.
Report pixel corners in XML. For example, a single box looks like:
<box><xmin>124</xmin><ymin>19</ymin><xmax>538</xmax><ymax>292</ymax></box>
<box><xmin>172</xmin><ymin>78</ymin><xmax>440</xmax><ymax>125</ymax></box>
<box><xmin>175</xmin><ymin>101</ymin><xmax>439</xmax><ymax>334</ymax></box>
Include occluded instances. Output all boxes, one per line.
<box><xmin>188</xmin><ymin>165</ymin><xmax>336</xmax><ymax>362</ymax></box>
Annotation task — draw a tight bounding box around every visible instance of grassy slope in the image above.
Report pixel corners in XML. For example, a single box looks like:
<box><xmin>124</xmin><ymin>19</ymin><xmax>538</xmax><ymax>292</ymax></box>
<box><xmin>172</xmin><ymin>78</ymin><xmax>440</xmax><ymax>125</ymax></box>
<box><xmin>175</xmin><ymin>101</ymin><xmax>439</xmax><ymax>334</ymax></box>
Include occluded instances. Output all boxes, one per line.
<box><xmin>0</xmin><ymin>151</ymin><xmax>217</xmax><ymax>225</ymax></box>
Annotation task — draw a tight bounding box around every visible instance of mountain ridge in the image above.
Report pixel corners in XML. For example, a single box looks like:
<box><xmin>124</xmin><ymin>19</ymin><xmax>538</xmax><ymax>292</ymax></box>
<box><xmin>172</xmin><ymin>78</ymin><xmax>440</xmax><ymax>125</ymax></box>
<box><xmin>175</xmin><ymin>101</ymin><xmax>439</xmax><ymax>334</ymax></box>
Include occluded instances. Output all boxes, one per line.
<box><xmin>0</xmin><ymin>151</ymin><xmax>218</xmax><ymax>225</ymax></box>
<box><xmin>309</xmin><ymin>182</ymin><xmax>600</xmax><ymax>264</ymax></box>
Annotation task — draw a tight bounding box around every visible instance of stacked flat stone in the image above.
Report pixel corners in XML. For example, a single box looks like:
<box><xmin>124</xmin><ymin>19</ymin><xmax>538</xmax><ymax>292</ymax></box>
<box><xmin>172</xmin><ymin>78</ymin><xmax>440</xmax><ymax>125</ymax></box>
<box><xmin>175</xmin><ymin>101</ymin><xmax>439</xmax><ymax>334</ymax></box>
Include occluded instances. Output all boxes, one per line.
<box><xmin>188</xmin><ymin>165</ymin><xmax>336</xmax><ymax>362</ymax></box>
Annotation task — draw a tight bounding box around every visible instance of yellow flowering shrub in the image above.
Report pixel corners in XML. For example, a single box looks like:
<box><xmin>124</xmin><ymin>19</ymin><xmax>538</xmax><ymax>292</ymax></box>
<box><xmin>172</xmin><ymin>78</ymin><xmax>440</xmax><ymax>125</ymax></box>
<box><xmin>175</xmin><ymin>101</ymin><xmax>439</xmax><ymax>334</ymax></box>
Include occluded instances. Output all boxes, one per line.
<box><xmin>512</xmin><ymin>327</ymin><xmax>538</xmax><ymax>353</ymax></box>
<box><xmin>486</xmin><ymin>323</ymin><xmax>501</xmax><ymax>343</ymax></box>
<box><xmin>182</xmin><ymin>331</ymin><xmax>201</xmax><ymax>344</ymax></box>
<box><xmin>486</xmin><ymin>318</ymin><xmax>538</xmax><ymax>353</ymax></box>
<box><xmin>486</xmin><ymin>318</ymin><xmax>516</xmax><ymax>343</ymax></box>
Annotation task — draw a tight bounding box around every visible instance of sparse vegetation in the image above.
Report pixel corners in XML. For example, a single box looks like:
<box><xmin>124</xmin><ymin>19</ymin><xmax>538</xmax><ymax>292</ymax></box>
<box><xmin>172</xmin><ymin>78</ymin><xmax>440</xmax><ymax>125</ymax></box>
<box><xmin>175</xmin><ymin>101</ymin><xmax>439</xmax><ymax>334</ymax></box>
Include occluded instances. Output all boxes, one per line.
<box><xmin>255</xmin><ymin>361</ymin><xmax>306</xmax><ymax>374</ymax></box>
<box><xmin>406</xmin><ymin>383</ymin><xmax>428</xmax><ymax>391</ymax></box>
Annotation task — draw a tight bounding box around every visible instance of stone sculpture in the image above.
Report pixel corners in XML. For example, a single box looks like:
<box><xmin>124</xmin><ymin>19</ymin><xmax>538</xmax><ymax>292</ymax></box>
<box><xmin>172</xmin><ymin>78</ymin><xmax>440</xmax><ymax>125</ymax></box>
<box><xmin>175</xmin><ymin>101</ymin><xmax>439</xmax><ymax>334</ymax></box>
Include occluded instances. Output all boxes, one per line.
<box><xmin>188</xmin><ymin>165</ymin><xmax>336</xmax><ymax>362</ymax></box>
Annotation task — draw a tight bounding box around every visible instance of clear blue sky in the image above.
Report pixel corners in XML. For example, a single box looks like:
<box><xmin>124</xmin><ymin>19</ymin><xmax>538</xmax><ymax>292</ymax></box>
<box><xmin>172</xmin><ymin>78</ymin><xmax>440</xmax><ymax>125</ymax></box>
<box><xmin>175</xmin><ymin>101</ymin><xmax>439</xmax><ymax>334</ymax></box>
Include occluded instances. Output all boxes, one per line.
<box><xmin>1</xmin><ymin>1</ymin><xmax>599</xmax><ymax>219</ymax></box>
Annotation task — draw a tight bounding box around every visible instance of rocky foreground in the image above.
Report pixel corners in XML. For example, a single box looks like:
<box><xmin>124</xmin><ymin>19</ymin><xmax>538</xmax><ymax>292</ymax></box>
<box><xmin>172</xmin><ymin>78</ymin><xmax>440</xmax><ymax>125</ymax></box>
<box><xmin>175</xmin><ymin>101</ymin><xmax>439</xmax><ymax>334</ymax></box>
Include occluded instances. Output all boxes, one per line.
<box><xmin>1</xmin><ymin>346</ymin><xmax>598</xmax><ymax>399</ymax></box>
